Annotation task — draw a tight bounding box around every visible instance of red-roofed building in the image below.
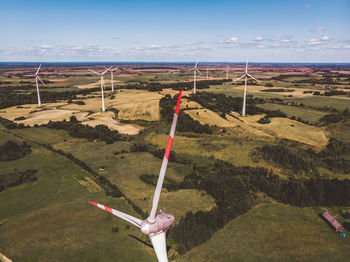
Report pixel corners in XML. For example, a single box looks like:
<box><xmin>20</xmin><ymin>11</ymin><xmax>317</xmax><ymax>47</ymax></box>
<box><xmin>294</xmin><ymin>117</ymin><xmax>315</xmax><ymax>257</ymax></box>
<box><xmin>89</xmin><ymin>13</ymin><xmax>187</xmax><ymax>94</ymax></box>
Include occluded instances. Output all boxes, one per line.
<box><xmin>322</xmin><ymin>211</ymin><xmax>345</xmax><ymax>232</ymax></box>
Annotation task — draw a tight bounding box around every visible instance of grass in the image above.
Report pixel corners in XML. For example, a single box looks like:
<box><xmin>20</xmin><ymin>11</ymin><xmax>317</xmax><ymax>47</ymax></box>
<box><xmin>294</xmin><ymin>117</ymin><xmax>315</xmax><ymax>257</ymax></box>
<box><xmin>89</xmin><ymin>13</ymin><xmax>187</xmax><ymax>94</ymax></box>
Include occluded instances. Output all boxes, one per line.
<box><xmin>257</xmin><ymin>103</ymin><xmax>328</xmax><ymax>124</ymax></box>
<box><xmin>0</xmin><ymin>127</ymin><xmax>156</xmax><ymax>261</ymax></box>
<box><xmin>178</xmin><ymin>203</ymin><xmax>350</xmax><ymax>262</ymax></box>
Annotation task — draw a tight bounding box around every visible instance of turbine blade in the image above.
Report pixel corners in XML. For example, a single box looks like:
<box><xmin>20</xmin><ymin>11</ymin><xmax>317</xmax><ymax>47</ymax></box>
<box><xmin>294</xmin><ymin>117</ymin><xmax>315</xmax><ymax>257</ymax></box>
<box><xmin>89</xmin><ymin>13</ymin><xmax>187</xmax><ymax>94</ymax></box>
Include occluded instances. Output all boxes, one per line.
<box><xmin>23</xmin><ymin>75</ymin><xmax>35</xmax><ymax>77</ymax></box>
<box><xmin>245</xmin><ymin>58</ymin><xmax>248</xmax><ymax>74</ymax></box>
<box><xmin>103</xmin><ymin>66</ymin><xmax>112</xmax><ymax>75</ymax></box>
<box><xmin>232</xmin><ymin>74</ymin><xmax>245</xmax><ymax>83</ymax></box>
<box><xmin>88</xmin><ymin>69</ymin><xmax>100</xmax><ymax>75</ymax></box>
<box><xmin>195</xmin><ymin>60</ymin><xmax>198</xmax><ymax>68</ymax></box>
<box><xmin>89</xmin><ymin>202</ymin><xmax>142</xmax><ymax>228</ymax></box>
<box><xmin>188</xmin><ymin>67</ymin><xmax>195</xmax><ymax>71</ymax></box>
<box><xmin>148</xmin><ymin>90</ymin><xmax>182</xmax><ymax>222</ymax></box>
<box><xmin>150</xmin><ymin>231</ymin><xmax>168</xmax><ymax>262</ymax></box>
<box><xmin>247</xmin><ymin>73</ymin><xmax>260</xmax><ymax>82</ymax></box>
<box><xmin>37</xmin><ymin>76</ymin><xmax>45</xmax><ymax>86</ymax></box>
<box><xmin>196</xmin><ymin>68</ymin><xmax>203</xmax><ymax>75</ymax></box>
<box><xmin>35</xmin><ymin>64</ymin><xmax>41</xmax><ymax>75</ymax></box>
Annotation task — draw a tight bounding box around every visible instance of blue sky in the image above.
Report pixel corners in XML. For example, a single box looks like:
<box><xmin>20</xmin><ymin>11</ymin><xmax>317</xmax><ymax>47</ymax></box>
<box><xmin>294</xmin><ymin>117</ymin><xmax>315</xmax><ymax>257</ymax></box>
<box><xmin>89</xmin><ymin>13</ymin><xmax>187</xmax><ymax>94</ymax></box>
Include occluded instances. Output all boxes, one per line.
<box><xmin>0</xmin><ymin>0</ymin><xmax>349</xmax><ymax>62</ymax></box>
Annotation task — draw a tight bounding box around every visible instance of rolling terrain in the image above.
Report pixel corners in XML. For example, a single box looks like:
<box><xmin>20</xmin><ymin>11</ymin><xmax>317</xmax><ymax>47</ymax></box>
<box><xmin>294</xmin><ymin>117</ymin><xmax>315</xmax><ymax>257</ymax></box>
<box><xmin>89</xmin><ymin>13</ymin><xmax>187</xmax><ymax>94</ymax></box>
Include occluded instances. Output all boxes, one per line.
<box><xmin>0</xmin><ymin>63</ymin><xmax>349</xmax><ymax>261</ymax></box>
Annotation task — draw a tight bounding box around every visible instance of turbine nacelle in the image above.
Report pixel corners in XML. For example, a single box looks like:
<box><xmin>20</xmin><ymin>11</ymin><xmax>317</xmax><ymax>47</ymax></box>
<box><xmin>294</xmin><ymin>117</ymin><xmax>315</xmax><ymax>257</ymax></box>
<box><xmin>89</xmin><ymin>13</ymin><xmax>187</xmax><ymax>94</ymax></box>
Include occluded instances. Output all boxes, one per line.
<box><xmin>141</xmin><ymin>213</ymin><xmax>175</xmax><ymax>236</ymax></box>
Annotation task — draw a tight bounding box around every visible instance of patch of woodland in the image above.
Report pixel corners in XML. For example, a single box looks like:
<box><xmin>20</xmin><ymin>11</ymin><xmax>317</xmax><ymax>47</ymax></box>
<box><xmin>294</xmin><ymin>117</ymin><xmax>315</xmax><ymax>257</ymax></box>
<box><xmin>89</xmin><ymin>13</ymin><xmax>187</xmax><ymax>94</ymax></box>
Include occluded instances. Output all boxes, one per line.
<box><xmin>0</xmin><ymin>140</ymin><xmax>31</xmax><ymax>161</ymax></box>
<box><xmin>0</xmin><ymin>169</ymin><xmax>38</xmax><ymax>192</ymax></box>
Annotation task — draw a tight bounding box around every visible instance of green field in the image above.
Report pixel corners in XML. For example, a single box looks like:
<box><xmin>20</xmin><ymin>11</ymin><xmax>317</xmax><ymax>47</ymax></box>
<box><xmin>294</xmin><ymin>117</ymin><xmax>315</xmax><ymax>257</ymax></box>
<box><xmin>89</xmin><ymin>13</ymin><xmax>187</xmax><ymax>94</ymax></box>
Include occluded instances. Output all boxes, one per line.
<box><xmin>178</xmin><ymin>203</ymin><xmax>350</xmax><ymax>262</ymax></box>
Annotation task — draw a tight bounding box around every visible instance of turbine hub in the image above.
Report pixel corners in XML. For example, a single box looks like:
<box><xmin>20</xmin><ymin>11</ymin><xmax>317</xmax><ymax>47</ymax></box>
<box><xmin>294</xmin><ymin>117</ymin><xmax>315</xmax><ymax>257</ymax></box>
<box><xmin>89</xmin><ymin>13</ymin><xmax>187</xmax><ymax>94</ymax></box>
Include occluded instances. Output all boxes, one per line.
<box><xmin>141</xmin><ymin>213</ymin><xmax>175</xmax><ymax>237</ymax></box>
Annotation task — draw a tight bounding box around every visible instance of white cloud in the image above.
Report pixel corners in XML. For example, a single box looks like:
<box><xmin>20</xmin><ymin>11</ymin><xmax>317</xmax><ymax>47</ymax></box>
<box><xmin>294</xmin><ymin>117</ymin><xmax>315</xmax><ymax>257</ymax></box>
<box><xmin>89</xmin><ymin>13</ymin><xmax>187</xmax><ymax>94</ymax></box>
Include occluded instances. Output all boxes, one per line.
<box><xmin>255</xmin><ymin>36</ymin><xmax>263</xmax><ymax>41</ymax></box>
<box><xmin>221</xmin><ymin>37</ymin><xmax>238</xmax><ymax>44</ymax></box>
<box><xmin>280</xmin><ymin>39</ymin><xmax>291</xmax><ymax>43</ymax></box>
<box><xmin>321</xmin><ymin>35</ymin><xmax>329</xmax><ymax>41</ymax></box>
<box><xmin>345</xmin><ymin>45</ymin><xmax>350</xmax><ymax>49</ymax></box>
<box><xmin>309</xmin><ymin>27</ymin><xmax>325</xmax><ymax>32</ymax></box>
<box><xmin>307</xmin><ymin>39</ymin><xmax>322</xmax><ymax>45</ymax></box>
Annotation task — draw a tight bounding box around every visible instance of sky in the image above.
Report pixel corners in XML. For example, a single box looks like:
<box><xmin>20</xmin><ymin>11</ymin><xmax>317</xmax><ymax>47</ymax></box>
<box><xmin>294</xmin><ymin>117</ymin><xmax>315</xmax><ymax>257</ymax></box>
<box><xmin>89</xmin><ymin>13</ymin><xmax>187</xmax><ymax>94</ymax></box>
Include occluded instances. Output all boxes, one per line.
<box><xmin>0</xmin><ymin>0</ymin><xmax>349</xmax><ymax>62</ymax></box>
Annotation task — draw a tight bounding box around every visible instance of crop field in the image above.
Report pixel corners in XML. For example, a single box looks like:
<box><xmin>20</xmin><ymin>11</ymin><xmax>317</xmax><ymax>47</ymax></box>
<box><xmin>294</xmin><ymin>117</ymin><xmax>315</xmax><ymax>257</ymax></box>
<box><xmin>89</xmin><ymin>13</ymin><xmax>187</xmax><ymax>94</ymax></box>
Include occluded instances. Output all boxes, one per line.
<box><xmin>0</xmin><ymin>63</ymin><xmax>349</xmax><ymax>262</ymax></box>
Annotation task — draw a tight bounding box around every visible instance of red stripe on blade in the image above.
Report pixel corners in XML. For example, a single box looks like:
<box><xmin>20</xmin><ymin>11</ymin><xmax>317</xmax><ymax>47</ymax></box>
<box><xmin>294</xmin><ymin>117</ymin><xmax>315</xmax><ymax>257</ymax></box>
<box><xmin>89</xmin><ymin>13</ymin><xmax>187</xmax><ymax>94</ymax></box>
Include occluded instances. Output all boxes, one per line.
<box><xmin>164</xmin><ymin>136</ymin><xmax>173</xmax><ymax>159</ymax></box>
<box><xmin>89</xmin><ymin>202</ymin><xmax>97</xmax><ymax>206</ymax></box>
<box><xmin>104</xmin><ymin>206</ymin><xmax>113</xmax><ymax>214</ymax></box>
<box><xmin>175</xmin><ymin>90</ymin><xmax>182</xmax><ymax>115</ymax></box>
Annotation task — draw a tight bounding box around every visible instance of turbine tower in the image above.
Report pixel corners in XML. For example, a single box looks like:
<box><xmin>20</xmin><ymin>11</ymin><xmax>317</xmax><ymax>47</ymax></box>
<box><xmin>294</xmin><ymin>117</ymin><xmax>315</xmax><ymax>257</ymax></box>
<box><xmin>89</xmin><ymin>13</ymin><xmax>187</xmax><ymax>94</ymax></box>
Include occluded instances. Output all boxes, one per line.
<box><xmin>23</xmin><ymin>65</ymin><xmax>45</xmax><ymax>107</ymax></box>
<box><xmin>189</xmin><ymin>60</ymin><xmax>202</xmax><ymax>94</ymax></box>
<box><xmin>232</xmin><ymin>59</ymin><xmax>260</xmax><ymax>116</ymax></box>
<box><xmin>88</xmin><ymin>67</ymin><xmax>111</xmax><ymax>112</ymax></box>
<box><xmin>89</xmin><ymin>90</ymin><xmax>183</xmax><ymax>262</ymax></box>
<box><xmin>109</xmin><ymin>66</ymin><xmax>118</xmax><ymax>93</ymax></box>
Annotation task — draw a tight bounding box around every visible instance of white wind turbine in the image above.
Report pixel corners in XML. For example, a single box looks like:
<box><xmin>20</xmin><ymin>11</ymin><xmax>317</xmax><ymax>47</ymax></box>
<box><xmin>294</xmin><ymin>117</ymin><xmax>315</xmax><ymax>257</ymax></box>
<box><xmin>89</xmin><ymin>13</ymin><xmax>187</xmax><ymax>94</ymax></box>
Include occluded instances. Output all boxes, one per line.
<box><xmin>89</xmin><ymin>90</ymin><xmax>183</xmax><ymax>262</ymax></box>
<box><xmin>109</xmin><ymin>66</ymin><xmax>118</xmax><ymax>93</ymax></box>
<box><xmin>88</xmin><ymin>67</ymin><xmax>111</xmax><ymax>112</ymax></box>
<box><xmin>188</xmin><ymin>60</ymin><xmax>202</xmax><ymax>94</ymax></box>
<box><xmin>23</xmin><ymin>65</ymin><xmax>45</xmax><ymax>107</ymax></box>
<box><xmin>232</xmin><ymin>58</ymin><xmax>260</xmax><ymax>116</ymax></box>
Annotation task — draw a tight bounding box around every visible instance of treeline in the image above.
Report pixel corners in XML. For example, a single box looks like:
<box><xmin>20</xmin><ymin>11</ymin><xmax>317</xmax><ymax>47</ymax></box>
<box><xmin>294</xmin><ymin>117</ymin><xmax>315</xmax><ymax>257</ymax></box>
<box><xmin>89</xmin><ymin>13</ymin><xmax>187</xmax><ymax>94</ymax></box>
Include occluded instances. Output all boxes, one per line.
<box><xmin>168</xmin><ymin>158</ymin><xmax>350</xmax><ymax>254</ymax></box>
<box><xmin>159</xmin><ymin>94</ymin><xmax>213</xmax><ymax>134</ymax></box>
<box><xmin>0</xmin><ymin>140</ymin><xmax>32</xmax><ymax>161</ymax></box>
<box><xmin>0</xmin><ymin>169</ymin><xmax>38</xmax><ymax>192</ymax></box>
<box><xmin>190</xmin><ymin>92</ymin><xmax>265</xmax><ymax>116</ymax></box>
<box><xmin>139</xmin><ymin>173</ymin><xmax>178</xmax><ymax>191</ymax></box>
<box><xmin>252</xmin><ymin>144</ymin><xmax>318</xmax><ymax>175</ymax></box>
<box><xmin>43</xmin><ymin>116</ymin><xmax>123</xmax><ymax>144</ymax></box>
<box><xmin>320</xmin><ymin>108</ymin><xmax>350</xmax><ymax>124</ymax></box>
<box><xmin>0</xmin><ymin>87</ymin><xmax>99</xmax><ymax>109</ymax></box>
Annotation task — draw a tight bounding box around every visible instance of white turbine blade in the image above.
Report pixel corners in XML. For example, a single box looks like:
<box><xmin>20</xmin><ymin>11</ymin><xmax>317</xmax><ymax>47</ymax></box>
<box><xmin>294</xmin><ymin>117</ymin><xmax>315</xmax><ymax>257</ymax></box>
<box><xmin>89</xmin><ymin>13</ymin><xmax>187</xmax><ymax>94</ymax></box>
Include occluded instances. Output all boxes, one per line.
<box><xmin>247</xmin><ymin>73</ymin><xmax>260</xmax><ymax>82</ymax></box>
<box><xmin>148</xmin><ymin>90</ymin><xmax>182</xmax><ymax>222</ymax></box>
<box><xmin>35</xmin><ymin>64</ymin><xmax>41</xmax><ymax>75</ymax></box>
<box><xmin>232</xmin><ymin>74</ymin><xmax>245</xmax><ymax>83</ymax></box>
<box><xmin>188</xmin><ymin>67</ymin><xmax>195</xmax><ymax>71</ymax></box>
<box><xmin>150</xmin><ymin>231</ymin><xmax>168</xmax><ymax>262</ymax></box>
<box><xmin>88</xmin><ymin>69</ymin><xmax>100</xmax><ymax>75</ymax></box>
<box><xmin>23</xmin><ymin>74</ymin><xmax>35</xmax><ymax>77</ymax></box>
<box><xmin>195</xmin><ymin>59</ymin><xmax>198</xmax><ymax>68</ymax></box>
<box><xmin>196</xmin><ymin>68</ymin><xmax>203</xmax><ymax>75</ymax></box>
<box><xmin>89</xmin><ymin>202</ymin><xmax>142</xmax><ymax>228</ymax></box>
<box><xmin>36</xmin><ymin>76</ymin><xmax>45</xmax><ymax>86</ymax></box>
<box><xmin>102</xmin><ymin>66</ymin><xmax>112</xmax><ymax>75</ymax></box>
<box><xmin>245</xmin><ymin>58</ymin><xmax>248</xmax><ymax>74</ymax></box>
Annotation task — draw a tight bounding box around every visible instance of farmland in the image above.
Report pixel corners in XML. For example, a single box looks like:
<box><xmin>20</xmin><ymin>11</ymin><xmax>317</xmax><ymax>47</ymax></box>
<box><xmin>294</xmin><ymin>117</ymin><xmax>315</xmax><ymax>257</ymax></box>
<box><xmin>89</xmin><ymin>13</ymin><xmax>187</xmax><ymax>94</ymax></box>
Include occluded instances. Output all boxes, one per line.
<box><xmin>0</xmin><ymin>63</ymin><xmax>349</xmax><ymax>261</ymax></box>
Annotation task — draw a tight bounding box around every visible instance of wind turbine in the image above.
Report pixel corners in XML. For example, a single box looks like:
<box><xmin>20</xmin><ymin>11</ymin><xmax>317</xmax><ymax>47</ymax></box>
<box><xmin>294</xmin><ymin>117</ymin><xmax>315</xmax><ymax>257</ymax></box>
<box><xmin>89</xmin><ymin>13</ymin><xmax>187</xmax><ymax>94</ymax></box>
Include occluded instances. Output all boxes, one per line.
<box><xmin>232</xmin><ymin>59</ymin><xmax>260</xmax><ymax>116</ymax></box>
<box><xmin>88</xmin><ymin>67</ymin><xmax>111</xmax><ymax>112</ymax></box>
<box><xmin>109</xmin><ymin>66</ymin><xmax>118</xmax><ymax>93</ymax></box>
<box><xmin>188</xmin><ymin>60</ymin><xmax>202</xmax><ymax>94</ymax></box>
<box><xmin>23</xmin><ymin>65</ymin><xmax>45</xmax><ymax>107</ymax></box>
<box><xmin>89</xmin><ymin>90</ymin><xmax>183</xmax><ymax>262</ymax></box>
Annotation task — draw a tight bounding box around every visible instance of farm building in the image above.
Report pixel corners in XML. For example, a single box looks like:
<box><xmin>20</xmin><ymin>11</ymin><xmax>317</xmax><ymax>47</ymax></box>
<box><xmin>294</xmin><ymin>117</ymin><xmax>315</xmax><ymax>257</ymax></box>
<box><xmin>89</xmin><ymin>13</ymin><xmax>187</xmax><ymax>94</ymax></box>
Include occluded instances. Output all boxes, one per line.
<box><xmin>322</xmin><ymin>211</ymin><xmax>345</xmax><ymax>232</ymax></box>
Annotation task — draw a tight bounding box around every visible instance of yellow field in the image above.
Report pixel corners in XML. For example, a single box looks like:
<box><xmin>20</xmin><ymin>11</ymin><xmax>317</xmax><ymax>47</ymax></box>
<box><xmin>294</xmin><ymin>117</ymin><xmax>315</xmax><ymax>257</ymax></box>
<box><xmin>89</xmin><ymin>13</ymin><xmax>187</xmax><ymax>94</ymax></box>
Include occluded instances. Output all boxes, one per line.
<box><xmin>182</xmin><ymin>106</ymin><xmax>328</xmax><ymax>150</ymax></box>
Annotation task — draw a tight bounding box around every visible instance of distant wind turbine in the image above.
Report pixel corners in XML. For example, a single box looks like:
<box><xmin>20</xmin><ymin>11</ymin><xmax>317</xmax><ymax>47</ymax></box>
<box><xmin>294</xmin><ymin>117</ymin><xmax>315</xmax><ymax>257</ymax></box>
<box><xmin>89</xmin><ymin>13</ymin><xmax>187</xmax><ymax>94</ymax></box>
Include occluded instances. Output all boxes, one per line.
<box><xmin>109</xmin><ymin>66</ymin><xmax>118</xmax><ymax>93</ymax></box>
<box><xmin>232</xmin><ymin>59</ymin><xmax>260</xmax><ymax>116</ymax></box>
<box><xmin>88</xmin><ymin>67</ymin><xmax>111</xmax><ymax>112</ymax></box>
<box><xmin>23</xmin><ymin>64</ymin><xmax>45</xmax><ymax>107</ymax></box>
<box><xmin>89</xmin><ymin>90</ymin><xmax>183</xmax><ymax>262</ymax></box>
<box><xmin>189</xmin><ymin>60</ymin><xmax>202</xmax><ymax>94</ymax></box>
